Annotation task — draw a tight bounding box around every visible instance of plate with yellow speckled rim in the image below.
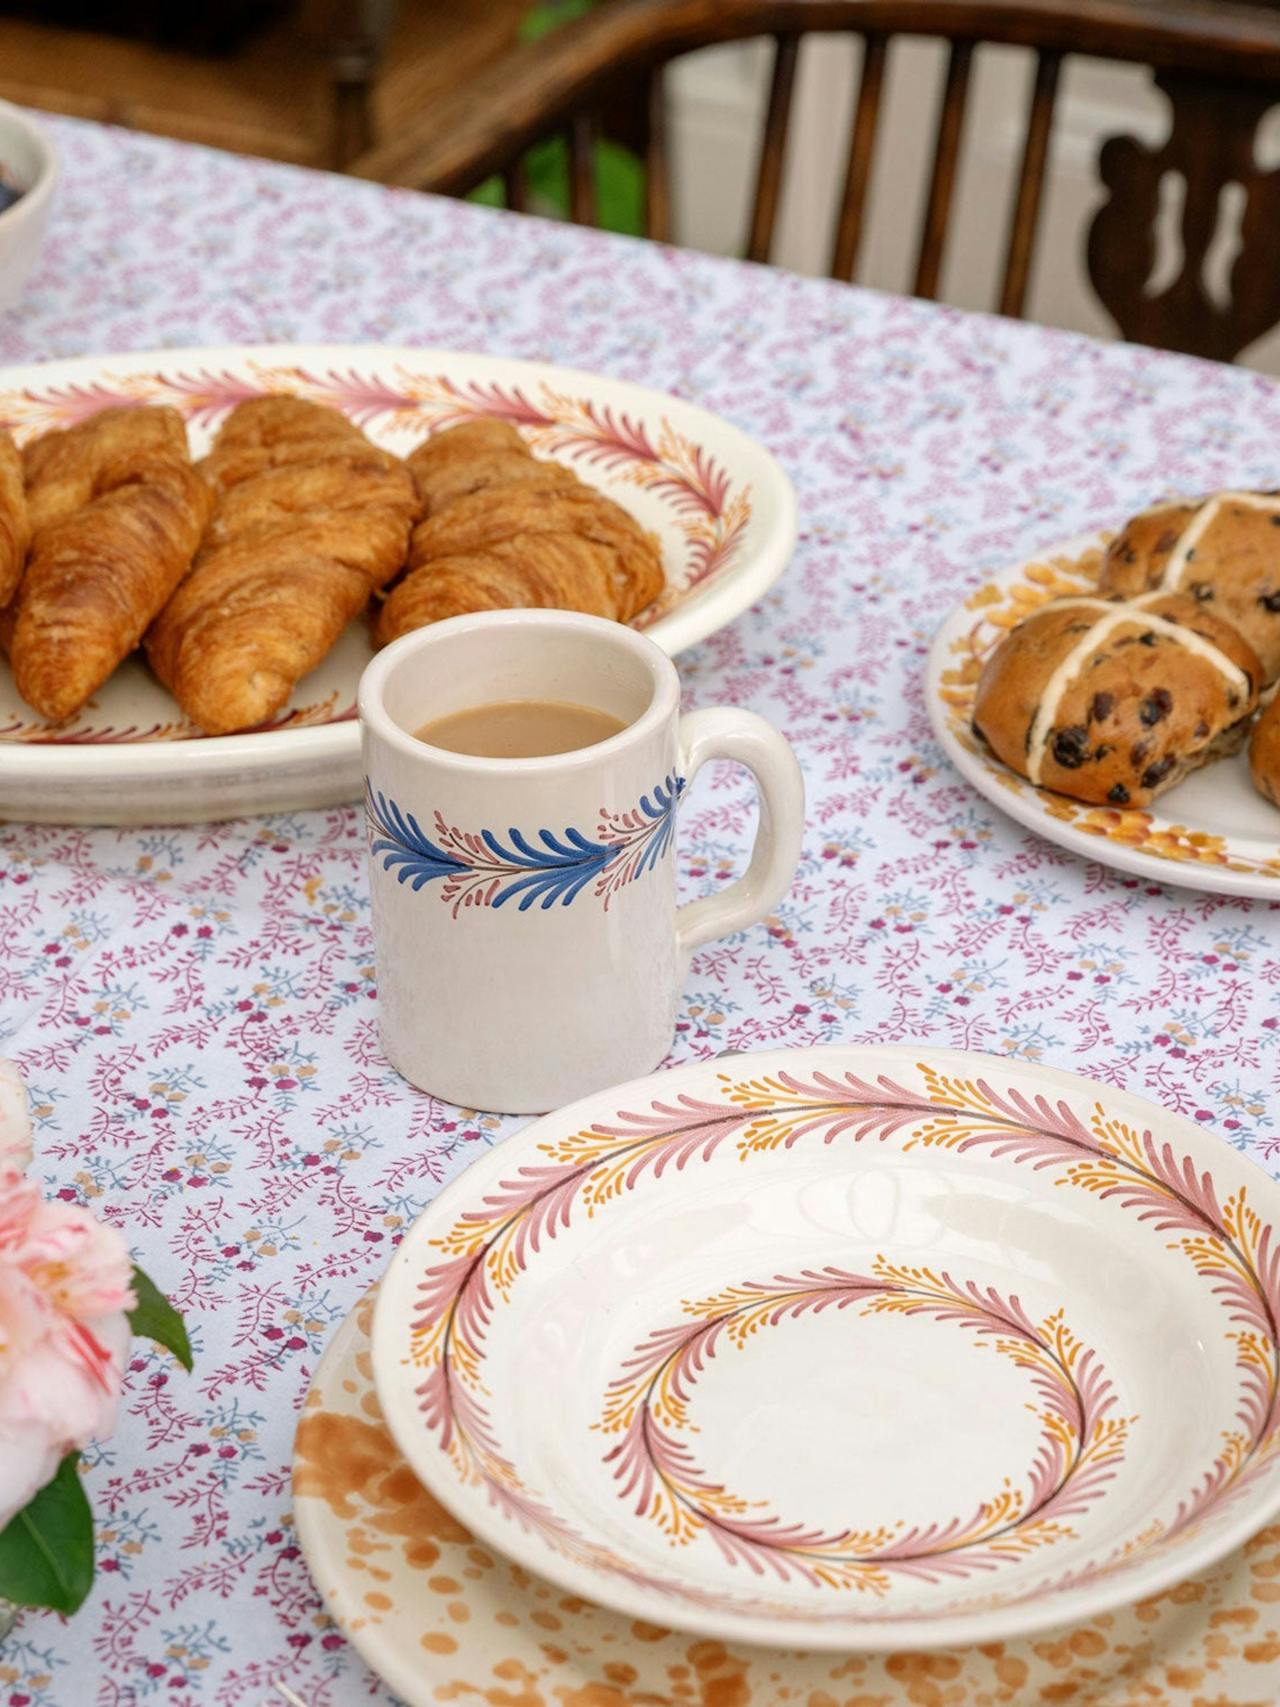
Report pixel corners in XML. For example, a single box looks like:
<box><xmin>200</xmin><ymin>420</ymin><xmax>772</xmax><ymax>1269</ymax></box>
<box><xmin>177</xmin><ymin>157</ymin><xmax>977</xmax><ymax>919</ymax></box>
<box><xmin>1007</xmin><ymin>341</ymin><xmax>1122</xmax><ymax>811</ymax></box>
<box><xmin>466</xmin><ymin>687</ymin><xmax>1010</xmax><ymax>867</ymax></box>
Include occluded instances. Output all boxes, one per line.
<box><xmin>295</xmin><ymin>1288</ymin><xmax>1280</xmax><ymax>1703</ymax></box>
<box><xmin>926</xmin><ymin>532</ymin><xmax>1280</xmax><ymax>898</ymax></box>
<box><xmin>0</xmin><ymin>343</ymin><xmax>795</xmax><ymax>826</ymax></box>
<box><xmin>365</xmin><ymin>1042</ymin><xmax>1280</xmax><ymax>1654</ymax></box>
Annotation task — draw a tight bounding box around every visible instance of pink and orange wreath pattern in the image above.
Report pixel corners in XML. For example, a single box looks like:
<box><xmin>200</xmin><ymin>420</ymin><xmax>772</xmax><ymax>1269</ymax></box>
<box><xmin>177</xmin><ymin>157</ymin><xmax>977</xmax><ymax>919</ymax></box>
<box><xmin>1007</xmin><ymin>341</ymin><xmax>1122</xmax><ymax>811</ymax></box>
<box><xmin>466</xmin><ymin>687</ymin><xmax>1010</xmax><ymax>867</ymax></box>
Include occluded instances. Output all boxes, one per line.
<box><xmin>299</xmin><ymin>1290</ymin><xmax>1280</xmax><ymax>1707</ymax></box>
<box><xmin>598</xmin><ymin>1261</ymin><xmax>1131</xmax><ymax>1593</ymax></box>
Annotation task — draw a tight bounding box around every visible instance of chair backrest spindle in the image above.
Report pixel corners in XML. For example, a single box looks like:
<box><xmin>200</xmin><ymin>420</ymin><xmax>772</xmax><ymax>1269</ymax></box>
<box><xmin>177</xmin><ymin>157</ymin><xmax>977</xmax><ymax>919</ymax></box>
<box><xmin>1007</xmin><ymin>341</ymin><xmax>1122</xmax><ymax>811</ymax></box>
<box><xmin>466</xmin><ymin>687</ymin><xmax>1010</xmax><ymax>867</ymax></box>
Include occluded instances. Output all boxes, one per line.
<box><xmin>998</xmin><ymin>49</ymin><xmax>1062</xmax><ymax>317</ymax></box>
<box><xmin>746</xmin><ymin>33</ymin><xmax>801</xmax><ymax>263</ymax></box>
<box><xmin>645</xmin><ymin>67</ymin><xmax>672</xmax><ymax>241</ymax></box>
<box><xmin>570</xmin><ymin>111</ymin><xmax>598</xmax><ymax>224</ymax></box>
<box><xmin>913</xmin><ymin>38</ymin><xmax>974</xmax><ymax>300</ymax></box>
<box><xmin>830</xmin><ymin>31</ymin><xmax>888</xmax><ymax>282</ymax></box>
<box><xmin>503</xmin><ymin>160</ymin><xmax>528</xmax><ymax>214</ymax></box>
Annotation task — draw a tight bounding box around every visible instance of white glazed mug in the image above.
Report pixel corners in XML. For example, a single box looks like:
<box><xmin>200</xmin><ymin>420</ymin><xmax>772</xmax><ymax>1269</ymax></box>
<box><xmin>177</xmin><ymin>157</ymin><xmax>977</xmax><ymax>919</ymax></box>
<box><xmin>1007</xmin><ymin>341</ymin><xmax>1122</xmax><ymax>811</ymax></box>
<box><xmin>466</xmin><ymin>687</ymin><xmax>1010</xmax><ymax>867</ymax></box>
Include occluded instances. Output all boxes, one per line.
<box><xmin>358</xmin><ymin>610</ymin><xmax>805</xmax><ymax>1114</ymax></box>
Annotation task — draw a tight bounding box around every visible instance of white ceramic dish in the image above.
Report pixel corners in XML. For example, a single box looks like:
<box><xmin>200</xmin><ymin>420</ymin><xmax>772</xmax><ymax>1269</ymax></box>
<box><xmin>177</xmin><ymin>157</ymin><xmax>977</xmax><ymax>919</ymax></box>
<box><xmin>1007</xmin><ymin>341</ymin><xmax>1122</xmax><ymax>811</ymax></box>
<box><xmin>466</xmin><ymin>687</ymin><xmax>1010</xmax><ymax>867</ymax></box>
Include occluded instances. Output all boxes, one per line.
<box><xmin>0</xmin><ymin>101</ymin><xmax>56</xmax><ymax>313</ymax></box>
<box><xmin>371</xmin><ymin>1043</ymin><xmax>1280</xmax><ymax>1653</ymax></box>
<box><xmin>927</xmin><ymin>531</ymin><xmax>1280</xmax><ymax>897</ymax></box>
<box><xmin>0</xmin><ymin>344</ymin><xmax>796</xmax><ymax>825</ymax></box>
<box><xmin>295</xmin><ymin>1288</ymin><xmax>1280</xmax><ymax>1702</ymax></box>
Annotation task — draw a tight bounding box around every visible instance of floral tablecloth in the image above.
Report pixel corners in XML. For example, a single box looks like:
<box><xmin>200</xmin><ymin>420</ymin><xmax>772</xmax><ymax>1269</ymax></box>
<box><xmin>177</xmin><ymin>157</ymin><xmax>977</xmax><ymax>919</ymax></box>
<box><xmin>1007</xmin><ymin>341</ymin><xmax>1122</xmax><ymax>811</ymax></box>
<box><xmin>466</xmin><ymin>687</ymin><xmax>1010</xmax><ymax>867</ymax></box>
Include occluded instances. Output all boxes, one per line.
<box><xmin>3</xmin><ymin>116</ymin><xmax>1280</xmax><ymax>1707</ymax></box>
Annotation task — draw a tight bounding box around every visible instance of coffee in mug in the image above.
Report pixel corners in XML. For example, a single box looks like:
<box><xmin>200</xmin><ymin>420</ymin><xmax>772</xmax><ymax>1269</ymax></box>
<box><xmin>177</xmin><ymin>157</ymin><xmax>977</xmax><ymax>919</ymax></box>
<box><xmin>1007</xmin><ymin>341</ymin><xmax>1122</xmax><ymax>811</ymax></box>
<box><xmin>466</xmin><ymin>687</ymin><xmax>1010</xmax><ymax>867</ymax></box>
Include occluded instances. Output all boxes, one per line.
<box><xmin>414</xmin><ymin>699</ymin><xmax>626</xmax><ymax>759</ymax></box>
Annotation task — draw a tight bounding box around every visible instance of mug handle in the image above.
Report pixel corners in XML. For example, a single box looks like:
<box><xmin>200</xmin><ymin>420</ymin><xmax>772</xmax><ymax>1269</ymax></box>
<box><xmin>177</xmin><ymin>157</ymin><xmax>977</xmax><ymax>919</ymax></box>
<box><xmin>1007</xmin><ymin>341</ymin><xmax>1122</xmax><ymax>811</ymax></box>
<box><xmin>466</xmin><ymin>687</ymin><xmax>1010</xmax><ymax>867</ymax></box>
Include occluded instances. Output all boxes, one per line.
<box><xmin>674</xmin><ymin>707</ymin><xmax>805</xmax><ymax>975</ymax></box>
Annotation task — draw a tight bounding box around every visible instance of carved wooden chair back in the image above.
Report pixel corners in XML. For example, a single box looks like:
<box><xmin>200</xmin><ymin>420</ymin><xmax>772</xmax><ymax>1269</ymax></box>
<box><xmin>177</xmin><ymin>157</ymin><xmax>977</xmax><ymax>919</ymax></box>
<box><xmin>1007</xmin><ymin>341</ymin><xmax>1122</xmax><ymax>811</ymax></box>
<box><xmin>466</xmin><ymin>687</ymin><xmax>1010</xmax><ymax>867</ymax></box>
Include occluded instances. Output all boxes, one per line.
<box><xmin>353</xmin><ymin>0</ymin><xmax>1280</xmax><ymax>362</ymax></box>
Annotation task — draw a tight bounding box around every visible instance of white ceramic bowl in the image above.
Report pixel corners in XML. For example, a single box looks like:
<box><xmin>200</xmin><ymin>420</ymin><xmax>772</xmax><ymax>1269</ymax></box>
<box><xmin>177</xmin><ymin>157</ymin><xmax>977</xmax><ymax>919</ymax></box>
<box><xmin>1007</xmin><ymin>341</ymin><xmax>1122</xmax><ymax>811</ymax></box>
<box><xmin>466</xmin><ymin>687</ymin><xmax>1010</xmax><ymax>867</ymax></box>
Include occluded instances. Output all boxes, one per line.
<box><xmin>372</xmin><ymin>1043</ymin><xmax>1280</xmax><ymax>1652</ymax></box>
<box><xmin>0</xmin><ymin>101</ymin><xmax>57</xmax><ymax>312</ymax></box>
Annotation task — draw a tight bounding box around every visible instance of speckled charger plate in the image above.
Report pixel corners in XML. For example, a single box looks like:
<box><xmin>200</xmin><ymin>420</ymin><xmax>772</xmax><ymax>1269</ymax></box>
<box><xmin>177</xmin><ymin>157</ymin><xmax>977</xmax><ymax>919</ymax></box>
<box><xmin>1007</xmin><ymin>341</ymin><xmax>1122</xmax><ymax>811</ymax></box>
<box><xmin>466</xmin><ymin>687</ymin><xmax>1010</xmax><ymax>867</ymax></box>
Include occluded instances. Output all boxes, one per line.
<box><xmin>294</xmin><ymin>1288</ymin><xmax>1280</xmax><ymax>1707</ymax></box>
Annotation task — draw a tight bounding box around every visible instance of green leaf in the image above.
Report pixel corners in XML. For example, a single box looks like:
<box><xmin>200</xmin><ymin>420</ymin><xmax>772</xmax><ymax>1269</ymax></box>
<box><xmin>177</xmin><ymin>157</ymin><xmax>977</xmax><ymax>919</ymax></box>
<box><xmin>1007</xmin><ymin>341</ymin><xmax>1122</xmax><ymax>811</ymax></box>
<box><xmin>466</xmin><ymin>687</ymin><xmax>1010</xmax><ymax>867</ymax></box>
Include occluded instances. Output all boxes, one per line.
<box><xmin>593</xmin><ymin>139</ymin><xmax>645</xmax><ymax>237</ymax></box>
<box><xmin>488</xmin><ymin>3</ymin><xmax>645</xmax><ymax>233</ymax></box>
<box><xmin>467</xmin><ymin>175</ymin><xmax>505</xmax><ymax>208</ymax></box>
<box><xmin>519</xmin><ymin>0</ymin><xmax>595</xmax><ymax>43</ymax></box>
<box><xmin>0</xmin><ymin>1453</ymin><xmax>94</xmax><ymax>1614</ymax></box>
<box><xmin>127</xmin><ymin>1265</ymin><xmax>192</xmax><ymax>1372</ymax></box>
<box><xmin>524</xmin><ymin>134</ymin><xmax>570</xmax><ymax>217</ymax></box>
<box><xmin>525</xmin><ymin>138</ymin><xmax>646</xmax><ymax>234</ymax></box>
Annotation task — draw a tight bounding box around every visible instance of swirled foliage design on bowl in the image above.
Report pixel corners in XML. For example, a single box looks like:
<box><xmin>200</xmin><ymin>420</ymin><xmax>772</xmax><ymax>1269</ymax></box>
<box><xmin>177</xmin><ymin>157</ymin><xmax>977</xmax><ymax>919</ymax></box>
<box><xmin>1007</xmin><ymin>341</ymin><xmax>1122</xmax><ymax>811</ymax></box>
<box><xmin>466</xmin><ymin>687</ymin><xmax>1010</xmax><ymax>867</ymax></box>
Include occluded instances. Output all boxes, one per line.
<box><xmin>597</xmin><ymin>1260</ymin><xmax>1131</xmax><ymax>1594</ymax></box>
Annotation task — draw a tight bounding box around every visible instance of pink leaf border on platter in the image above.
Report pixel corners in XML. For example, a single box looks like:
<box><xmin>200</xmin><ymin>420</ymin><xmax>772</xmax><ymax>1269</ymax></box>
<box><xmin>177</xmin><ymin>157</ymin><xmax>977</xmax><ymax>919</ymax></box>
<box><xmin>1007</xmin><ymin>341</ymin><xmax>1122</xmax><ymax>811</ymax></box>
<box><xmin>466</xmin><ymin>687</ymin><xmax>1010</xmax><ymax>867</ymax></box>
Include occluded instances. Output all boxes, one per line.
<box><xmin>0</xmin><ymin>692</ymin><xmax>355</xmax><ymax>746</ymax></box>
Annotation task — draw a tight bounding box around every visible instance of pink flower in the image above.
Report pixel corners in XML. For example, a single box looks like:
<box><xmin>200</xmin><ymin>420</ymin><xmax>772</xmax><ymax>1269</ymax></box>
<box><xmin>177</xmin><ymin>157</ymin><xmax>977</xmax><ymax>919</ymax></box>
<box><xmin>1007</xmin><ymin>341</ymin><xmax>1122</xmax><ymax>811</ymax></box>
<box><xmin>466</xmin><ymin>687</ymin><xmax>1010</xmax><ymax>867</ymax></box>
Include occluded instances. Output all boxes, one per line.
<box><xmin>0</xmin><ymin>1068</ymin><xmax>135</xmax><ymax>1529</ymax></box>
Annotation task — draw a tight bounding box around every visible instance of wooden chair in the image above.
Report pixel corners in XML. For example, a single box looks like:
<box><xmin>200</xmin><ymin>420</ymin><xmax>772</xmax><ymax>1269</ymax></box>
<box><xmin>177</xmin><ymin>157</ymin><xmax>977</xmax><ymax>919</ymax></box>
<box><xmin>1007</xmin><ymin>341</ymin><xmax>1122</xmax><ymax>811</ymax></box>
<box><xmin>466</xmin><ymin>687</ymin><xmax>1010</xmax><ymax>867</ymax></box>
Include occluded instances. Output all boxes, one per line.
<box><xmin>352</xmin><ymin>0</ymin><xmax>1280</xmax><ymax>362</ymax></box>
<box><xmin>0</xmin><ymin>0</ymin><xmax>526</xmax><ymax>170</ymax></box>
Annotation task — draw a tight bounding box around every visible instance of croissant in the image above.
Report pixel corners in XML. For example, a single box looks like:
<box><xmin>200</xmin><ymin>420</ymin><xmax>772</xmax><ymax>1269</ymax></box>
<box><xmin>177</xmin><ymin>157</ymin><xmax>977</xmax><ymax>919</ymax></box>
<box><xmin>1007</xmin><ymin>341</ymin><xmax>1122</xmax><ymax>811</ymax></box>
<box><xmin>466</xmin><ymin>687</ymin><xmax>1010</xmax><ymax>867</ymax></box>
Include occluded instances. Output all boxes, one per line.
<box><xmin>5</xmin><ymin>406</ymin><xmax>208</xmax><ymax>723</ymax></box>
<box><xmin>0</xmin><ymin>430</ymin><xmax>28</xmax><ymax>608</ymax></box>
<box><xmin>377</xmin><ymin>421</ymin><xmax>664</xmax><ymax>646</ymax></box>
<box><xmin>197</xmin><ymin>395</ymin><xmax>371</xmax><ymax>496</ymax></box>
<box><xmin>379</xmin><ymin>537</ymin><xmax>619</xmax><ymax>630</ymax></box>
<box><xmin>23</xmin><ymin>405</ymin><xmax>190</xmax><ymax>537</ymax></box>
<box><xmin>146</xmin><ymin>397</ymin><xmax>418</xmax><ymax>735</ymax></box>
<box><xmin>407</xmin><ymin>417</ymin><xmax>581</xmax><ymax>515</ymax></box>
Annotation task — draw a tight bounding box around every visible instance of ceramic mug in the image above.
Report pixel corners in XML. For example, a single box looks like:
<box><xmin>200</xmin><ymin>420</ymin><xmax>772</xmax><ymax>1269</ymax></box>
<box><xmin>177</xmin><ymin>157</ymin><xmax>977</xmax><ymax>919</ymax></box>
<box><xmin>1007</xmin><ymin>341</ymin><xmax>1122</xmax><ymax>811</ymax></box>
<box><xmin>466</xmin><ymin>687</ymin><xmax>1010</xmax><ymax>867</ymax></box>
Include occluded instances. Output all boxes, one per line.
<box><xmin>358</xmin><ymin>610</ymin><xmax>805</xmax><ymax>1114</ymax></box>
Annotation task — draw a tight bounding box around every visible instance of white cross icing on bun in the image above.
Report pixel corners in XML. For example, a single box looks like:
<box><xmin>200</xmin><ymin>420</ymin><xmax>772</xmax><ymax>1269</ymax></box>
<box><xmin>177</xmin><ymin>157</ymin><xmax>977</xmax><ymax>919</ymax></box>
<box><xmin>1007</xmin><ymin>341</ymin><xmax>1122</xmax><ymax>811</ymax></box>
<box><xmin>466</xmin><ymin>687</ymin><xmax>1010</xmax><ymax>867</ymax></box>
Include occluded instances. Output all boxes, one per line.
<box><xmin>1100</xmin><ymin>489</ymin><xmax>1280</xmax><ymax>685</ymax></box>
<box><xmin>973</xmin><ymin>591</ymin><xmax>1261</xmax><ymax>808</ymax></box>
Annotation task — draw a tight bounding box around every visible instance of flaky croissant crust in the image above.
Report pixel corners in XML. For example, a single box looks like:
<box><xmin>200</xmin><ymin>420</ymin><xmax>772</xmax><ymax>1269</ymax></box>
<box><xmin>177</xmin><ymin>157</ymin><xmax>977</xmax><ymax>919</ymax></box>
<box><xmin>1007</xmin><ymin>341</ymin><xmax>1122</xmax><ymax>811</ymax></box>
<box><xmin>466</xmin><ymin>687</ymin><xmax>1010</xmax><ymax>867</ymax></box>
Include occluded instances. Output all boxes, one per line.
<box><xmin>146</xmin><ymin>396</ymin><xmax>418</xmax><ymax>735</ymax></box>
<box><xmin>0</xmin><ymin>430</ymin><xmax>29</xmax><ymax>610</ymax></box>
<box><xmin>377</xmin><ymin>419</ymin><xmax>664</xmax><ymax>646</ymax></box>
<box><xmin>6</xmin><ymin>406</ymin><xmax>209</xmax><ymax>723</ymax></box>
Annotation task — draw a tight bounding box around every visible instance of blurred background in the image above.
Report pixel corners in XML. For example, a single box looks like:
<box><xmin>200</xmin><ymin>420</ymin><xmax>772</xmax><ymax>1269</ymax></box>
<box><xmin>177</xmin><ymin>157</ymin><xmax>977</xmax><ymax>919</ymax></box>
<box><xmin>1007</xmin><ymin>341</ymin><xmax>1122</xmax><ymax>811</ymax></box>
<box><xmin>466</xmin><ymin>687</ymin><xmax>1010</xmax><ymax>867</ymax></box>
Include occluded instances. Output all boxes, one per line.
<box><xmin>3</xmin><ymin>0</ymin><xmax>1280</xmax><ymax>372</ymax></box>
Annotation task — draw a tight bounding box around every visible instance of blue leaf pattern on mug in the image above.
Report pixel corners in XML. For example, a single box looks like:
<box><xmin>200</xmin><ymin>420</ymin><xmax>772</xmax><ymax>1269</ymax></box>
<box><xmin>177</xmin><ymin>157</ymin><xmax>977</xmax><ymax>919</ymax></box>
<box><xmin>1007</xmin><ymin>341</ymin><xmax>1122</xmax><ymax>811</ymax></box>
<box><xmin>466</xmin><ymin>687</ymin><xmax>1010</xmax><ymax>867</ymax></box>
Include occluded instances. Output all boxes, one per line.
<box><xmin>365</xmin><ymin>777</ymin><xmax>685</xmax><ymax>915</ymax></box>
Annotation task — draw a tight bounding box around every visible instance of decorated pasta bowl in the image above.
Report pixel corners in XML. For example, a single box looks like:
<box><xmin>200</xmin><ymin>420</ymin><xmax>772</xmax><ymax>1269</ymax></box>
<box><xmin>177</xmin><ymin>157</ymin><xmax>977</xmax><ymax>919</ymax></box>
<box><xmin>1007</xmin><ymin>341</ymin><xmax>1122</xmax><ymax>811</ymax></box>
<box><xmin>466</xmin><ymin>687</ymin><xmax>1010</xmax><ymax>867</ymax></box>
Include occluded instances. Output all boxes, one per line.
<box><xmin>296</xmin><ymin>1292</ymin><xmax>1280</xmax><ymax>1707</ymax></box>
<box><xmin>371</xmin><ymin>1043</ymin><xmax>1280</xmax><ymax>1651</ymax></box>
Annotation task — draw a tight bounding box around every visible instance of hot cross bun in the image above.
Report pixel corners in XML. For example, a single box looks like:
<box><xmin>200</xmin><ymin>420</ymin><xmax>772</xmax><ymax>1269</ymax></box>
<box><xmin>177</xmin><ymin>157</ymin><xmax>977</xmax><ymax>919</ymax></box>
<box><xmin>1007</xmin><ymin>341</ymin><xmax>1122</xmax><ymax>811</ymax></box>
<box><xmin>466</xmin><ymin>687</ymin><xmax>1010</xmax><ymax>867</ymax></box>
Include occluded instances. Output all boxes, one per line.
<box><xmin>972</xmin><ymin>592</ymin><xmax>1261</xmax><ymax>807</ymax></box>
<box><xmin>1099</xmin><ymin>490</ymin><xmax>1280</xmax><ymax>685</ymax></box>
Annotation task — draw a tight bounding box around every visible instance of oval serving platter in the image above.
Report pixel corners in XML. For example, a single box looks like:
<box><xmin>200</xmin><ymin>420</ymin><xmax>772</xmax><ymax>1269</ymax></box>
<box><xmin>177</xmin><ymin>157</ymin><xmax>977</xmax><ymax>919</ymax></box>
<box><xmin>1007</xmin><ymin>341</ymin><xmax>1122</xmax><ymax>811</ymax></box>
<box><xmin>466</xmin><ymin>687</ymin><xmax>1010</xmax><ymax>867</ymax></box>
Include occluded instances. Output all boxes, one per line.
<box><xmin>371</xmin><ymin>1043</ymin><xmax>1280</xmax><ymax>1652</ymax></box>
<box><xmin>926</xmin><ymin>532</ymin><xmax>1280</xmax><ymax>898</ymax></box>
<box><xmin>0</xmin><ymin>344</ymin><xmax>796</xmax><ymax>825</ymax></box>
